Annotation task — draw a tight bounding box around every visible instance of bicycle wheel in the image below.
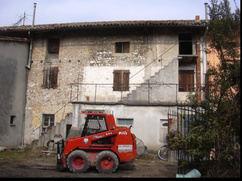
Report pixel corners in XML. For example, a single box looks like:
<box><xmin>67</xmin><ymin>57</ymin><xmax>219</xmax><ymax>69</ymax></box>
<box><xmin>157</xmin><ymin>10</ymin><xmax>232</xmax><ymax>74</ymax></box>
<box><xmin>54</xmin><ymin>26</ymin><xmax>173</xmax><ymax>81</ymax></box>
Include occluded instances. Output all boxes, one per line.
<box><xmin>157</xmin><ymin>146</ymin><xmax>168</xmax><ymax>160</ymax></box>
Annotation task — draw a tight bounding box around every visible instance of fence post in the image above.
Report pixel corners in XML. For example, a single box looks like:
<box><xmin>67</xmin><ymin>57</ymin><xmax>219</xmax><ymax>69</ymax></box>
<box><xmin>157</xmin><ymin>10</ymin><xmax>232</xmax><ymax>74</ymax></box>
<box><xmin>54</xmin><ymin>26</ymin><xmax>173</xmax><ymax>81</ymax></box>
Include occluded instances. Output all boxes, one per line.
<box><xmin>94</xmin><ymin>84</ymin><xmax>97</xmax><ymax>102</ymax></box>
<box><xmin>176</xmin><ymin>84</ymin><xmax>178</xmax><ymax>104</ymax></box>
<box><xmin>121</xmin><ymin>91</ymin><xmax>123</xmax><ymax>101</ymax></box>
<box><xmin>148</xmin><ymin>80</ymin><xmax>150</xmax><ymax>104</ymax></box>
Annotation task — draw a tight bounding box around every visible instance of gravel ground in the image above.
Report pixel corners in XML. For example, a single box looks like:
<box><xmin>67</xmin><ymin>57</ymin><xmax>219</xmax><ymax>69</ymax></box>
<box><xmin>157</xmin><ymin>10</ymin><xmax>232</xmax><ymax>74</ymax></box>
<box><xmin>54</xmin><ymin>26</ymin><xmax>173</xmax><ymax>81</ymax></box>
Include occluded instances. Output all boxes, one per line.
<box><xmin>0</xmin><ymin>147</ymin><xmax>177</xmax><ymax>178</ymax></box>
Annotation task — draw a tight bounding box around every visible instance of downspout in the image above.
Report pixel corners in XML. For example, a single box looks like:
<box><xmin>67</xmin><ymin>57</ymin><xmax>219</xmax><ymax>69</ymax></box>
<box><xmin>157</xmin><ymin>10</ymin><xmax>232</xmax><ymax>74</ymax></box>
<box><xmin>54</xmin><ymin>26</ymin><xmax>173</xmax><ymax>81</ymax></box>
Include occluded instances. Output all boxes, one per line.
<box><xmin>21</xmin><ymin>3</ymin><xmax>37</xmax><ymax>146</ymax></box>
<box><xmin>26</xmin><ymin>2</ymin><xmax>36</xmax><ymax>69</ymax></box>
<box><xmin>26</xmin><ymin>31</ymin><xmax>33</xmax><ymax>69</ymax></box>
<box><xmin>21</xmin><ymin>31</ymin><xmax>32</xmax><ymax>146</ymax></box>
<box><xmin>204</xmin><ymin>3</ymin><xmax>209</xmax><ymax>99</ymax></box>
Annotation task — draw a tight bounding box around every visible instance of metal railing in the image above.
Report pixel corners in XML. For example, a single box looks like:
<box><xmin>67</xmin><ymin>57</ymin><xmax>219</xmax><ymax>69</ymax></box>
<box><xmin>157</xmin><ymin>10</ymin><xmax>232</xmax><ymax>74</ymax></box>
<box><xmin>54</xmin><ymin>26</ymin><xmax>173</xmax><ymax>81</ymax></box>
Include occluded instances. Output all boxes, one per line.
<box><xmin>69</xmin><ymin>82</ymin><xmax>206</xmax><ymax>104</ymax></box>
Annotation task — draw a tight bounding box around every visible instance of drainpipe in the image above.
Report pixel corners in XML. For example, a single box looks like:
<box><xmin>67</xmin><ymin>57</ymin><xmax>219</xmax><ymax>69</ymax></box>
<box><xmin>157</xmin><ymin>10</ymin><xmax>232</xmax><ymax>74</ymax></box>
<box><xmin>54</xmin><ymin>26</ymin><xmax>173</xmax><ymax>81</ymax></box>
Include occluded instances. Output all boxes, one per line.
<box><xmin>22</xmin><ymin>3</ymin><xmax>37</xmax><ymax>146</ymax></box>
<box><xmin>26</xmin><ymin>2</ymin><xmax>36</xmax><ymax>69</ymax></box>
<box><xmin>204</xmin><ymin>2</ymin><xmax>209</xmax><ymax>99</ymax></box>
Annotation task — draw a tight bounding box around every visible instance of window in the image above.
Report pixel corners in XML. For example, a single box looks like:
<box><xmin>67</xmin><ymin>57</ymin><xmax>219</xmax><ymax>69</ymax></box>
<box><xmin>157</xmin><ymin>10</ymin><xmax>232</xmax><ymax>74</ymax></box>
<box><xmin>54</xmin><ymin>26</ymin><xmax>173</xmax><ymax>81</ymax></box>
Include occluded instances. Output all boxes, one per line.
<box><xmin>10</xmin><ymin>115</ymin><xmax>16</xmax><ymax>126</ymax></box>
<box><xmin>179</xmin><ymin>33</ymin><xmax>193</xmax><ymax>55</ymax></box>
<box><xmin>113</xmin><ymin>70</ymin><xmax>130</xmax><ymax>91</ymax></box>
<box><xmin>179</xmin><ymin>70</ymin><xmax>194</xmax><ymax>92</ymax></box>
<box><xmin>117</xmin><ymin>118</ymin><xmax>134</xmax><ymax>127</ymax></box>
<box><xmin>160</xmin><ymin>119</ymin><xmax>168</xmax><ymax>128</ymax></box>
<box><xmin>82</xmin><ymin>115</ymin><xmax>107</xmax><ymax>136</ymax></box>
<box><xmin>42</xmin><ymin>114</ymin><xmax>55</xmax><ymax>133</ymax></box>
<box><xmin>47</xmin><ymin>38</ymin><xmax>60</xmax><ymax>54</ymax></box>
<box><xmin>115</xmin><ymin>42</ymin><xmax>130</xmax><ymax>53</ymax></box>
<box><xmin>43</xmin><ymin>66</ymin><xmax>59</xmax><ymax>89</ymax></box>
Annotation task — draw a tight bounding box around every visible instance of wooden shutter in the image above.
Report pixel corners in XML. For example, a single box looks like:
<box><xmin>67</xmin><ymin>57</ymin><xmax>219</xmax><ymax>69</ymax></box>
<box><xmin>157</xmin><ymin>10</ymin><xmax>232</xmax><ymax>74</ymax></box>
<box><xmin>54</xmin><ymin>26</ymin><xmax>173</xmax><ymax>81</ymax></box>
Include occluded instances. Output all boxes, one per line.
<box><xmin>113</xmin><ymin>70</ymin><xmax>130</xmax><ymax>91</ymax></box>
<box><xmin>50</xmin><ymin>67</ymin><xmax>59</xmax><ymax>89</ymax></box>
<box><xmin>43</xmin><ymin>67</ymin><xmax>50</xmax><ymax>88</ymax></box>
<box><xmin>122</xmin><ymin>71</ymin><xmax>130</xmax><ymax>91</ymax></box>
<box><xmin>123</xmin><ymin>42</ymin><xmax>130</xmax><ymax>53</ymax></box>
<box><xmin>113</xmin><ymin>70</ymin><xmax>122</xmax><ymax>91</ymax></box>
<box><xmin>179</xmin><ymin>70</ymin><xmax>194</xmax><ymax>92</ymax></box>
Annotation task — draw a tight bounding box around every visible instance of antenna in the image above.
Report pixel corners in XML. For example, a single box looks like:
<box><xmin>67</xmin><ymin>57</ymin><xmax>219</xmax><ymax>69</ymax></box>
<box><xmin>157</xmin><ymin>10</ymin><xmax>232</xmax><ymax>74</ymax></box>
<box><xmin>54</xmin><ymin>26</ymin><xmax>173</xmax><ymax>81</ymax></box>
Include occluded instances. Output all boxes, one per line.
<box><xmin>32</xmin><ymin>2</ymin><xmax>37</xmax><ymax>26</ymax></box>
<box><xmin>12</xmin><ymin>13</ymin><xmax>26</xmax><ymax>26</ymax></box>
<box><xmin>23</xmin><ymin>12</ymin><xmax>26</xmax><ymax>25</ymax></box>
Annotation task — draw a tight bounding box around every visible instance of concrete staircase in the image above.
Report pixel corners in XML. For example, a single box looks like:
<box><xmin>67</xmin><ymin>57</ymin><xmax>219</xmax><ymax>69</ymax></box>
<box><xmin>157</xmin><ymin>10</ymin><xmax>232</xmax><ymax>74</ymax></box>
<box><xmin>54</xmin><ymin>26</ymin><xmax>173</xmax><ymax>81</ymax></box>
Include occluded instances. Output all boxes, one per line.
<box><xmin>38</xmin><ymin>113</ymin><xmax>72</xmax><ymax>148</ymax></box>
<box><xmin>122</xmin><ymin>59</ymin><xmax>178</xmax><ymax>104</ymax></box>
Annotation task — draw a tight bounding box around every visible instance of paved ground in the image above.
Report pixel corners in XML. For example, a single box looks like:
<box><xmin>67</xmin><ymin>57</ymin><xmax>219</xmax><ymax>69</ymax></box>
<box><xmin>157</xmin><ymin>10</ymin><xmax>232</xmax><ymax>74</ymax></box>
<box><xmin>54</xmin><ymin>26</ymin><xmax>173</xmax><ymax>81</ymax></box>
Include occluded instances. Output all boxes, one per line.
<box><xmin>0</xmin><ymin>147</ymin><xmax>177</xmax><ymax>178</ymax></box>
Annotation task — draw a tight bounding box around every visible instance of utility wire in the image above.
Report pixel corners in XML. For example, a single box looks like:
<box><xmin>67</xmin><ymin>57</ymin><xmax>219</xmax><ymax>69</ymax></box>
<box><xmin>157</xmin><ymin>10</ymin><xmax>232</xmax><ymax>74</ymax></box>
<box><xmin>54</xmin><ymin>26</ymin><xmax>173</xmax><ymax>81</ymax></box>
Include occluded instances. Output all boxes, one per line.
<box><xmin>129</xmin><ymin>43</ymin><xmax>178</xmax><ymax>80</ymax></box>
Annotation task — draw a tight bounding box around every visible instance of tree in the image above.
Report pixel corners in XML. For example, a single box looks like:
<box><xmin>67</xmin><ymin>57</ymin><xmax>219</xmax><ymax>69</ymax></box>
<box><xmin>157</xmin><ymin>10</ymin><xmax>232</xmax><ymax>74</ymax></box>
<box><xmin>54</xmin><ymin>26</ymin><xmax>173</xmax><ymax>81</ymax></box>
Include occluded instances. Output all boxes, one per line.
<box><xmin>168</xmin><ymin>0</ymin><xmax>240</xmax><ymax>177</ymax></box>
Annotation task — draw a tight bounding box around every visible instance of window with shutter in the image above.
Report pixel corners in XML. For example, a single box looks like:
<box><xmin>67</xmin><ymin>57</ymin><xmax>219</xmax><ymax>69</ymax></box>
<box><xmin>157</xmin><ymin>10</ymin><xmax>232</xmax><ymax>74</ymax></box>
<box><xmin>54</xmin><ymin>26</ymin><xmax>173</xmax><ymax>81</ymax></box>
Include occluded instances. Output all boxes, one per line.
<box><xmin>179</xmin><ymin>70</ymin><xmax>194</xmax><ymax>92</ymax></box>
<box><xmin>50</xmin><ymin>67</ymin><xmax>58</xmax><ymax>88</ymax></box>
<box><xmin>42</xmin><ymin>66</ymin><xmax>59</xmax><ymax>89</ymax></box>
<box><xmin>113</xmin><ymin>70</ymin><xmax>130</xmax><ymax>91</ymax></box>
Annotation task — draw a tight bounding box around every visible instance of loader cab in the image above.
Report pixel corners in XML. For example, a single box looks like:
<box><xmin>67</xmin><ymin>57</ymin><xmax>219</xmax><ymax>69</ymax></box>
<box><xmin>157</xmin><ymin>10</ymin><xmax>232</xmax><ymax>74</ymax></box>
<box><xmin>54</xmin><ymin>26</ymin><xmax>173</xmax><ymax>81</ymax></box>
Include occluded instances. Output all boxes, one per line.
<box><xmin>81</xmin><ymin>114</ymin><xmax>108</xmax><ymax>136</ymax></box>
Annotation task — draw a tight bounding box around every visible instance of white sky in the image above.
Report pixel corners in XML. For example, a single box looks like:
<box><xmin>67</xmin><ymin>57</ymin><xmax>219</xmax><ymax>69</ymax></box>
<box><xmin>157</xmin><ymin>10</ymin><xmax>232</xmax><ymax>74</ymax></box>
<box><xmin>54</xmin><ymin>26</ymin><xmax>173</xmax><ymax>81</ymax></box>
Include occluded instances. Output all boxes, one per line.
<box><xmin>0</xmin><ymin>0</ymin><xmax>240</xmax><ymax>26</ymax></box>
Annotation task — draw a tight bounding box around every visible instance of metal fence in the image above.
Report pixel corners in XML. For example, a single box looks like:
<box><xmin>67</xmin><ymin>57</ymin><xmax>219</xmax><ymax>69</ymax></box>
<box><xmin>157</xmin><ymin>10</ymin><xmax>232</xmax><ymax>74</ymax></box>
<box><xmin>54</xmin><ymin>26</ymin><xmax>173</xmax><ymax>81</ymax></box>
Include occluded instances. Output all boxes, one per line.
<box><xmin>69</xmin><ymin>82</ymin><xmax>206</xmax><ymax>104</ymax></box>
<box><xmin>171</xmin><ymin>106</ymin><xmax>205</xmax><ymax>174</ymax></box>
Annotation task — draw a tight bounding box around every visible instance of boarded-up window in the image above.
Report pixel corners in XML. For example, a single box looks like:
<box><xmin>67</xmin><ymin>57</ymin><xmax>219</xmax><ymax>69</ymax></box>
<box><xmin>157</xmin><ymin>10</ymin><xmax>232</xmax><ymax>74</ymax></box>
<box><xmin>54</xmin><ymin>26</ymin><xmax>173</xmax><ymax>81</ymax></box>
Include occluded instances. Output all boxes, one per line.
<box><xmin>117</xmin><ymin>118</ymin><xmax>134</xmax><ymax>127</ymax></box>
<box><xmin>179</xmin><ymin>70</ymin><xmax>194</xmax><ymax>92</ymax></box>
<box><xmin>48</xmin><ymin>38</ymin><xmax>60</xmax><ymax>54</ymax></box>
<box><xmin>115</xmin><ymin>42</ymin><xmax>130</xmax><ymax>53</ymax></box>
<box><xmin>113</xmin><ymin>70</ymin><xmax>130</xmax><ymax>91</ymax></box>
<box><xmin>179</xmin><ymin>34</ymin><xmax>193</xmax><ymax>55</ymax></box>
<box><xmin>43</xmin><ymin>66</ymin><xmax>59</xmax><ymax>89</ymax></box>
<box><xmin>42</xmin><ymin>114</ymin><xmax>55</xmax><ymax>133</ymax></box>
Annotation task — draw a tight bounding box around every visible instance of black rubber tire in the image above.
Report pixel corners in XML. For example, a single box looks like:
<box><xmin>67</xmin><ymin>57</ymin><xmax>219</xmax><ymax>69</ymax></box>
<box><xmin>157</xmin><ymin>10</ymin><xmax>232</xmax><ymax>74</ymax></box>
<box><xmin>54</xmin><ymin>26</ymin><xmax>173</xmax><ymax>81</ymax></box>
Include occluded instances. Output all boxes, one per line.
<box><xmin>67</xmin><ymin>150</ymin><xmax>90</xmax><ymax>173</ymax></box>
<box><xmin>95</xmin><ymin>151</ymin><xmax>119</xmax><ymax>173</ymax></box>
<box><xmin>157</xmin><ymin>146</ymin><xmax>168</xmax><ymax>161</ymax></box>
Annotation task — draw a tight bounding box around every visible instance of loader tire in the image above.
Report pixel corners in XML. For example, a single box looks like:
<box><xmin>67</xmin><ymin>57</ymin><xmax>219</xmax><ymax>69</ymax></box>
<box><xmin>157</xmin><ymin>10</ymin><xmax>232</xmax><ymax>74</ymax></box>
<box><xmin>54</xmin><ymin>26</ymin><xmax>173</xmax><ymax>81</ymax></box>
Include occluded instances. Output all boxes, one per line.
<box><xmin>95</xmin><ymin>151</ymin><xmax>119</xmax><ymax>173</ymax></box>
<box><xmin>67</xmin><ymin>150</ymin><xmax>90</xmax><ymax>173</ymax></box>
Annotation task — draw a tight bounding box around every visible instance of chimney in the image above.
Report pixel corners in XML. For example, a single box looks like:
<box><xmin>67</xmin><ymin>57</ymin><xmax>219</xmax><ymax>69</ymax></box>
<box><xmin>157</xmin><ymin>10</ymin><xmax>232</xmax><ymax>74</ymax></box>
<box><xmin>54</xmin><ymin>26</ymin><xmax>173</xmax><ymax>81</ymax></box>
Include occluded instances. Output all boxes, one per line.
<box><xmin>204</xmin><ymin>3</ymin><xmax>209</xmax><ymax>22</ymax></box>
<box><xmin>32</xmin><ymin>2</ymin><xmax>37</xmax><ymax>26</ymax></box>
<box><xmin>195</xmin><ymin>15</ymin><xmax>200</xmax><ymax>23</ymax></box>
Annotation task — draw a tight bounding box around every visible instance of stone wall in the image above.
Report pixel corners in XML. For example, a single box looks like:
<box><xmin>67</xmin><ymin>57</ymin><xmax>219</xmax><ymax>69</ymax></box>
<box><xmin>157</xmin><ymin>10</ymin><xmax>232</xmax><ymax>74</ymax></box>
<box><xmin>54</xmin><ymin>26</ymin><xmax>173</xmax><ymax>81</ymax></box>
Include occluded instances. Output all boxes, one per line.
<box><xmin>24</xmin><ymin>32</ymin><xmax>180</xmax><ymax>144</ymax></box>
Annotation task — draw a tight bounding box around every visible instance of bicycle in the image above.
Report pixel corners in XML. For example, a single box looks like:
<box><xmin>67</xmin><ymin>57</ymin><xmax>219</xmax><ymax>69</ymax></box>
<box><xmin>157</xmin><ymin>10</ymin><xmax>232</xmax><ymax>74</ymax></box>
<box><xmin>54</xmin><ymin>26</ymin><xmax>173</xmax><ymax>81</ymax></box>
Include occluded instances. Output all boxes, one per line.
<box><xmin>157</xmin><ymin>144</ymin><xmax>170</xmax><ymax>161</ymax></box>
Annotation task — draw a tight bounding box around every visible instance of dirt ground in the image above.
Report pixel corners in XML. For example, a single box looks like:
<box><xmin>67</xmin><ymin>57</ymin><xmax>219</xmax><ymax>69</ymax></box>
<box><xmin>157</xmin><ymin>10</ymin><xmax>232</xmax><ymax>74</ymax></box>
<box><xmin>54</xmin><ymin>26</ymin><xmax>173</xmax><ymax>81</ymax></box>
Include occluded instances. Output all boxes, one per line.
<box><xmin>0</xmin><ymin>147</ymin><xmax>177</xmax><ymax>178</ymax></box>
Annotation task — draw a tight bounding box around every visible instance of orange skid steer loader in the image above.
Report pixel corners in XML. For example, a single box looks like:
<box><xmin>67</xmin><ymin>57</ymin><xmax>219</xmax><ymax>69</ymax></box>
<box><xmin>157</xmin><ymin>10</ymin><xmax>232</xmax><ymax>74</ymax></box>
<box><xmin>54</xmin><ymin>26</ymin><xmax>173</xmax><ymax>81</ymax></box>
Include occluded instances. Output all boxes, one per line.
<box><xmin>56</xmin><ymin>112</ymin><xmax>137</xmax><ymax>173</ymax></box>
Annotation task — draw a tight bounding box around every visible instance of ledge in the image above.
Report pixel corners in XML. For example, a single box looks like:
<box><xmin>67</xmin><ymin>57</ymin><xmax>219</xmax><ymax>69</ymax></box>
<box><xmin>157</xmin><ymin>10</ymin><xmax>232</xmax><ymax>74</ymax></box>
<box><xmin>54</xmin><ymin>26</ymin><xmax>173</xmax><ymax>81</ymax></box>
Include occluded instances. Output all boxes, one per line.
<box><xmin>70</xmin><ymin>101</ymin><xmax>191</xmax><ymax>107</ymax></box>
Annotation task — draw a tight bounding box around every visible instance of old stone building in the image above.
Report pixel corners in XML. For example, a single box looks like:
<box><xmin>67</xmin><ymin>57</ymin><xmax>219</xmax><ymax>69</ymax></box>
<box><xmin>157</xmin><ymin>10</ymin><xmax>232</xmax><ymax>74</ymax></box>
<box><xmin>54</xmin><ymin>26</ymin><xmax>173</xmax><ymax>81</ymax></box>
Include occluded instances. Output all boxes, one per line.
<box><xmin>0</xmin><ymin>19</ymin><xmax>207</xmax><ymax>149</ymax></box>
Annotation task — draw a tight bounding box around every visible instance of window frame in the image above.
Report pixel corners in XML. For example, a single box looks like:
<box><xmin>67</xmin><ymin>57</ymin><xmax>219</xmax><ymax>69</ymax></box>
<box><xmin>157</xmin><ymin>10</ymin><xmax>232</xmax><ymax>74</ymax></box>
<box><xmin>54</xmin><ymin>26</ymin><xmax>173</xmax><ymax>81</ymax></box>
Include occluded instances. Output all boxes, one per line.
<box><xmin>42</xmin><ymin>114</ymin><xmax>55</xmax><ymax>133</ymax></box>
<box><xmin>113</xmin><ymin>70</ymin><xmax>130</xmax><ymax>91</ymax></box>
<box><xmin>82</xmin><ymin>115</ymin><xmax>108</xmax><ymax>136</ymax></box>
<box><xmin>42</xmin><ymin>66</ymin><xmax>59</xmax><ymax>89</ymax></box>
<box><xmin>115</xmin><ymin>42</ymin><xmax>130</xmax><ymax>53</ymax></box>
<box><xmin>116</xmin><ymin>118</ymin><xmax>134</xmax><ymax>127</ymax></box>
<box><xmin>179</xmin><ymin>33</ymin><xmax>193</xmax><ymax>55</ymax></box>
<box><xmin>47</xmin><ymin>38</ymin><xmax>60</xmax><ymax>55</ymax></box>
<box><xmin>179</xmin><ymin>69</ymin><xmax>195</xmax><ymax>92</ymax></box>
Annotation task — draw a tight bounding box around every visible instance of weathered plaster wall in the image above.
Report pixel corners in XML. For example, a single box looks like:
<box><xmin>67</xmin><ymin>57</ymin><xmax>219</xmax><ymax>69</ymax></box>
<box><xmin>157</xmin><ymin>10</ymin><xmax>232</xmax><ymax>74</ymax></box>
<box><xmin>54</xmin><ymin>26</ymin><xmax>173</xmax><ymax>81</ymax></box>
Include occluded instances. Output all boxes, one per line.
<box><xmin>77</xmin><ymin>103</ymin><xmax>177</xmax><ymax>150</ymax></box>
<box><xmin>0</xmin><ymin>40</ymin><xmax>28</xmax><ymax>147</ymax></box>
<box><xmin>24</xmin><ymin>33</ymin><xmax>180</xmax><ymax>144</ymax></box>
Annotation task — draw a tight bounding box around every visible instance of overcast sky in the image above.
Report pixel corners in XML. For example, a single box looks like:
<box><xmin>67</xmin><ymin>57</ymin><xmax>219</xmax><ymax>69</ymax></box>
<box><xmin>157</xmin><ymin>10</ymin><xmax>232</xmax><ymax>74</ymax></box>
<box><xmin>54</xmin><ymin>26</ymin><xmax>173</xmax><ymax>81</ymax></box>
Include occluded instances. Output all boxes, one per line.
<box><xmin>0</xmin><ymin>0</ymin><xmax>240</xmax><ymax>26</ymax></box>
